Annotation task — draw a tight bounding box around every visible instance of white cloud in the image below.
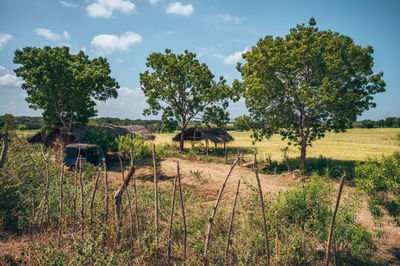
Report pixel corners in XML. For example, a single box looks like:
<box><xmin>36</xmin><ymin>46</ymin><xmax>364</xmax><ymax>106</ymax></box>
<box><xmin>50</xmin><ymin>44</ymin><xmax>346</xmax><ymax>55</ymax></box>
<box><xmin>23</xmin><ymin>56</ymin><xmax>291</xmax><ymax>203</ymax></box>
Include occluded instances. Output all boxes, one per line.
<box><xmin>166</xmin><ymin>2</ymin><xmax>193</xmax><ymax>16</ymax></box>
<box><xmin>0</xmin><ymin>33</ymin><xmax>12</xmax><ymax>49</ymax></box>
<box><xmin>0</xmin><ymin>66</ymin><xmax>23</xmax><ymax>90</ymax></box>
<box><xmin>116</xmin><ymin>58</ymin><xmax>124</xmax><ymax>62</ymax></box>
<box><xmin>0</xmin><ymin>66</ymin><xmax>8</xmax><ymax>75</ymax></box>
<box><xmin>217</xmin><ymin>14</ymin><xmax>242</xmax><ymax>24</ymax></box>
<box><xmin>91</xmin><ymin>31</ymin><xmax>142</xmax><ymax>53</ymax></box>
<box><xmin>87</xmin><ymin>0</ymin><xmax>135</xmax><ymax>18</ymax></box>
<box><xmin>60</xmin><ymin>0</ymin><xmax>76</xmax><ymax>8</ymax></box>
<box><xmin>118</xmin><ymin>87</ymin><xmax>142</xmax><ymax>96</ymax></box>
<box><xmin>224</xmin><ymin>47</ymin><xmax>249</xmax><ymax>65</ymax></box>
<box><xmin>148</xmin><ymin>0</ymin><xmax>162</xmax><ymax>6</ymax></box>
<box><xmin>35</xmin><ymin>28</ymin><xmax>71</xmax><ymax>41</ymax></box>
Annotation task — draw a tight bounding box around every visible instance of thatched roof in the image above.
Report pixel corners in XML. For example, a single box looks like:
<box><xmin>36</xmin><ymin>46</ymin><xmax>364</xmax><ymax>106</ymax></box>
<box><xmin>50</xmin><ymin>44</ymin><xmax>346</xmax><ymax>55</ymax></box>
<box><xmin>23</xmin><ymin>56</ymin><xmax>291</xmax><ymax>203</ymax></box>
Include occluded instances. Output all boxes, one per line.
<box><xmin>172</xmin><ymin>127</ymin><xmax>234</xmax><ymax>144</ymax></box>
<box><xmin>29</xmin><ymin>124</ymin><xmax>155</xmax><ymax>146</ymax></box>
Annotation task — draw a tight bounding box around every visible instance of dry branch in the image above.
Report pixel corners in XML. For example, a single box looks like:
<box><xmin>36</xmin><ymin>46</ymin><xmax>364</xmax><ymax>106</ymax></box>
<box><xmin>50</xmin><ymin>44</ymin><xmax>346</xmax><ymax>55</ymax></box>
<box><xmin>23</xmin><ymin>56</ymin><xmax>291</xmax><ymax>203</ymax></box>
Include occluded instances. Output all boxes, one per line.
<box><xmin>203</xmin><ymin>157</ymin><xmax>239</xmax><ymax>263</ymax></box>
<box><xmin>225</xmin><ymin>179</ymin><xmax>241</xmax><ymax>259</ymax></box>
<box><xmin>325</xmin><ymin>173</ymin><xmax>346</xmax><ymax>266</ymax></box>
<box><xmin>167</xmin><ymin>174</ymin><xmax>178</xmax><ymax>264</ymax></box>
<box><xmin>177</xmin><ymin>161</ymin><xmax>187</xmax><ymax>259</ymax></box>
<box><xmin>254</xmin><ymin>149</ymin><xmax>270</xmax><ymax>265</ymax></box>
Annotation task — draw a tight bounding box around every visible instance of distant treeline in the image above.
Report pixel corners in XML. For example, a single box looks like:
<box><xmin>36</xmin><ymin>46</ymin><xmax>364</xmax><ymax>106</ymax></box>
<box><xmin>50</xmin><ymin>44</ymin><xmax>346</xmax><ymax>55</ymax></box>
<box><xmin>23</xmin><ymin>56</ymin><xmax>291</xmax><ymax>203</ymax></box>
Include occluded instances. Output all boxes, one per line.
<box><xmin>354</xmin><ymin>117</ymin><xmax>400</xmax><ymax>128</ymax></box>
<box><xmin>13</xmin><ymin>115</ymin><xmax>400</xmax><ymax>132</ymax></box>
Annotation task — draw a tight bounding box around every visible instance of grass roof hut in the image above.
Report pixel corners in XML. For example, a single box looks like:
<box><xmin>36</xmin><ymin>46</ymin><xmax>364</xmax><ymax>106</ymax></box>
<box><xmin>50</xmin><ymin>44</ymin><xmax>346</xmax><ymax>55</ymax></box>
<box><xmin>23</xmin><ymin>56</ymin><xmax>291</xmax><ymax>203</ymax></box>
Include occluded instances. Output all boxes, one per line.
<box><xmin>172</xmin><ymin>127</ymin><xmax>234</xmax><ymax>156</ymax></box>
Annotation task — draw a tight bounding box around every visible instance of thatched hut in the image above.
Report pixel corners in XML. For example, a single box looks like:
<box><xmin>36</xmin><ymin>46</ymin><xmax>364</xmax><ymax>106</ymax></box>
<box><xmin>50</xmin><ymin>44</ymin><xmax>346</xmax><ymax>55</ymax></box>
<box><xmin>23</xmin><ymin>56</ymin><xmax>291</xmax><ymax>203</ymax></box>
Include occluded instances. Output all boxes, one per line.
<box><xmin>172</xmin><ymin>127</ymin><xmax>234</xmax><ymax>155</ymax></box>
<box><xmin>29</xmin><ymin>124</ymin><xmax>155</xmax><ymax>156</ymax></box>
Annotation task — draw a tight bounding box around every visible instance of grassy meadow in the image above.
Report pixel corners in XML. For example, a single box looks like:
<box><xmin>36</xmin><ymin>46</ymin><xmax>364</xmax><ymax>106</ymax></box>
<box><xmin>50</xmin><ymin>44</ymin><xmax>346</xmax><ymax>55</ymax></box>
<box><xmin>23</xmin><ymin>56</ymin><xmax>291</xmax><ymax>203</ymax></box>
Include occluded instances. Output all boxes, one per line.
<box><xmin>155</xmin><ymin>128</ymin><xmax>400</xmax><ymax>162</ymax></box>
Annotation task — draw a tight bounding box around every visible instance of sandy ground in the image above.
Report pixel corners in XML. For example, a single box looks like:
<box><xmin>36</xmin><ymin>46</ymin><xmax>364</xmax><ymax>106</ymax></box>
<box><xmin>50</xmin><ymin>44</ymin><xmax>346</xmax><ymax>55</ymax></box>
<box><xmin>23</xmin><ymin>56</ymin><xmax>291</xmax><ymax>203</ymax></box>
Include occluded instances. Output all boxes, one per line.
<box><xmin>1</xmin><ymin>157</ymin><xmax>399</xmax><ymax>263</ymax></box>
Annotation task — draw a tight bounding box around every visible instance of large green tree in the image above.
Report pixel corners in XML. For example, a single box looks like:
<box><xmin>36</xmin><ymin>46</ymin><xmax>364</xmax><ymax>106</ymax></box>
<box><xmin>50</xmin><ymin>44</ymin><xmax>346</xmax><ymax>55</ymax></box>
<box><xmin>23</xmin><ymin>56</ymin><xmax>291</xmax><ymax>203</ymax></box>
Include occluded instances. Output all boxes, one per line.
<box><xmin>13</xmin><ymin>46</ymin><xmax>119</xmax><ymax>129</ymax></box>
<box><xmin>237</xmin><ymin>18</ymin><xmax>385</xmax><ymax>169</ymax></box>
<box><xmin>140</xmin><ymin>49</ymin><xmax>236</xmax><ymax>151</ymax></box>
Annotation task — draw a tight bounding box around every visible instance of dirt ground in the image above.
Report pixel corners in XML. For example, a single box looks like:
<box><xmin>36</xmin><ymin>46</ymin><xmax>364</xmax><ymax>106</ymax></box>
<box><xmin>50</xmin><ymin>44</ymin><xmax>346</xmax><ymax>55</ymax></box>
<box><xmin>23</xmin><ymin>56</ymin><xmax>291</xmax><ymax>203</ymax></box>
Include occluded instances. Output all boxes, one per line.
<box><xmin>1</xmin><ymin>157</ymin><xmax>399</xmax><ymax>264</ymax></box>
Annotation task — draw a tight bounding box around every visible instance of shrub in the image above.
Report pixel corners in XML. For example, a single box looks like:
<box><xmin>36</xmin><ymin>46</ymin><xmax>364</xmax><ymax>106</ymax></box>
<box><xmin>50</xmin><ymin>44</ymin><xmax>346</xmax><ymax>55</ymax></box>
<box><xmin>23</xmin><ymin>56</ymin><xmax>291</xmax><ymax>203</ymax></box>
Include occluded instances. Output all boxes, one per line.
<box><xmin>356</xmin><ymin>152</ymin><xmax>400</xmax><ymax>225</ymax></box>
<box><xmin>80</xmin><ymin>128</ymin><xmax>118</xmax><ymax>153</ymax></box>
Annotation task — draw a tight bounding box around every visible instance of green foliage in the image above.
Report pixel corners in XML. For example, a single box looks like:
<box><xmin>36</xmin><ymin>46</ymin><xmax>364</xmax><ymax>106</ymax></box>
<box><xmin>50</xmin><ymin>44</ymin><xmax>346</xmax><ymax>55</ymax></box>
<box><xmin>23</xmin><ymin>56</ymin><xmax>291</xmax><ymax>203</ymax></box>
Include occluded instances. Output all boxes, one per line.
<box><xmin>13</xmin><ymin>46</ymin><xmax>119</xmax><ymax>129</ymax></box>
<box><xmin>117</xmin><ymin>134</ymin><xmax>151</xmax><ymax>165</ymax></box>
<box><xmin>237</xmin><ymin>18</ymin><xmax>386</xmax><ymax>169</ymax></box>
<box><xmin>0</xmin><ymin>114</ymin><xmax>18</xmax><ymax>134</ymax></box>
<box><xmin>356</xmin><ymin>152</ymin><xmax>400</xmax><ymax>225</ymax></box>
<box><xmin>140</xmin><ymin>49</ymin><xmax>237</xmax><ymax>150</ymax></box>
<box><xmin>80</xmin><ymin>128</ymin><xmax>118</xmax><ymax>153</ymax></box>
<box><xmin>234</xmin><ymin>115</ymin><xmax>252</xmax><ymax>131</ymax></box>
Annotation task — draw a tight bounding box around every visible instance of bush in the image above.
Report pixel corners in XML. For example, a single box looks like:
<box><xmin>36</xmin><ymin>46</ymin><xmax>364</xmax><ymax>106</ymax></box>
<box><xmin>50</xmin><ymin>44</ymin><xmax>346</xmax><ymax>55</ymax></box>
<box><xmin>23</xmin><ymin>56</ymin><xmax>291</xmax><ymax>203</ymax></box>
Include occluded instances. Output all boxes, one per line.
<box><xmin>80</xmin><ymin>128</ymin><xmax>118</xmax><ymax>153</ymax></box>
<box><xmin>356</xmin><ymin>152</ymin><xmax>400</xmax><ymax>225</ymax></box>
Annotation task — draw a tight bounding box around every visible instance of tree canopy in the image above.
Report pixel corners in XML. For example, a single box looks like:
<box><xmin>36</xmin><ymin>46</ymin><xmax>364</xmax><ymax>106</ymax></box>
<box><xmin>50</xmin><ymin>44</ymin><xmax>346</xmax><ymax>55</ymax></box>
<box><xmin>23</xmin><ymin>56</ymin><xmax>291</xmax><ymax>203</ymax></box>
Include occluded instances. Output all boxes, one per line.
<box><xmin>13</xmin><ymin>46</ymin><xmax>119</xmax><ymax>130</ymax></box>
<box><xmin>237</xmin><ymin>18</ymin><xmax>386</xmax><ymax>169</ymax></box>
<box><xmin>140</xmin><ymin>49</ymin><xmax>237</xmax><ymax>151</ymax></box>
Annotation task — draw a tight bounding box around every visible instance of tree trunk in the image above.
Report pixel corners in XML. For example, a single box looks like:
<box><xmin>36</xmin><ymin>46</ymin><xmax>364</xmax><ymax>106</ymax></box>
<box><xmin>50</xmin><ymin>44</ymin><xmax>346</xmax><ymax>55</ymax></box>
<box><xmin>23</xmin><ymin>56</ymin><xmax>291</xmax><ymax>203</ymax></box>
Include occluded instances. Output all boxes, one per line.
<box><xmin>0</xmin><ymin>132</ymin><xmax>9</xmax><ymax>168</ymax></box>
<box><xmin>180</xmin><ymin>128</ymin><xmax>185</xmax><ymax>152</ymax></box>
<box><xmin>299</xmin><ymin>137</ymin><xmax>307</xmax><ymax>170</ymax></box>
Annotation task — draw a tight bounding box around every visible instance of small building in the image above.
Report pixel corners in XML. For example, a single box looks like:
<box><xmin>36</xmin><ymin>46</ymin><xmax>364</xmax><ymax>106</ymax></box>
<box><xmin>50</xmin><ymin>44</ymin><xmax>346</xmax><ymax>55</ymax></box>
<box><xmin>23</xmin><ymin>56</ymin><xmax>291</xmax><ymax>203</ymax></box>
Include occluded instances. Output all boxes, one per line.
<box><xmin>172</xmin><ymin>126</ymin><xmax>234</xmax><ymax>155</ymax></box>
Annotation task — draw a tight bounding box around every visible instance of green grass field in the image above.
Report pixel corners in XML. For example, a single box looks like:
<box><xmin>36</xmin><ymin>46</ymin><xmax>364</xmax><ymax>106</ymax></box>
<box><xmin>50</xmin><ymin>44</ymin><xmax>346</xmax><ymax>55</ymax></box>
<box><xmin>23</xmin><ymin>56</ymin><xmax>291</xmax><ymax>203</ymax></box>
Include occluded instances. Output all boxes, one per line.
<box><xmin>155</xmin><ymin>128</ymin><xmax>400</xmax><ymax>162</ymax></box>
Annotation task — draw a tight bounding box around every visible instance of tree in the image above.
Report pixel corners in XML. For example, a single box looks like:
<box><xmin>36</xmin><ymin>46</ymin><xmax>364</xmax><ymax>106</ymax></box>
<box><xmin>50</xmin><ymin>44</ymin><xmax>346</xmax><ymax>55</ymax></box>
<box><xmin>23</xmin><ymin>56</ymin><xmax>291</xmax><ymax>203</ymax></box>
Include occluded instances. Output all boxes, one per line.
<box><xmin>236</xmin><ymin>18</ymin><xmax>385</xmax><ymax>169</ymax></box>
<box><xmin>140</xmin><ymin>49</ymin><xmax>236</xmax><ymax>152</ymax></box>
<box><xmin>0</xmin><ymin>114</ymin><xmax>18</xmax><ymax>168</ymax></box>
<box><xmin>13</xmin><ymin>46</ymin><xmax>119</xmax><ymax>130</ymax></box>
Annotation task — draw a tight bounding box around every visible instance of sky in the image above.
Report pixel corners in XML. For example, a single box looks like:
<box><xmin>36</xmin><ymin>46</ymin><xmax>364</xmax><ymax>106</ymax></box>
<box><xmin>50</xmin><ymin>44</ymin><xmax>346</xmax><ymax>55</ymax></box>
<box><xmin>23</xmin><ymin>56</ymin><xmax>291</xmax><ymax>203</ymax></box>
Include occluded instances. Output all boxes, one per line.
<box><xmin>0</xmin><ymin>0</ymin><xmax>399</xmax><ymax>121</ymax></box>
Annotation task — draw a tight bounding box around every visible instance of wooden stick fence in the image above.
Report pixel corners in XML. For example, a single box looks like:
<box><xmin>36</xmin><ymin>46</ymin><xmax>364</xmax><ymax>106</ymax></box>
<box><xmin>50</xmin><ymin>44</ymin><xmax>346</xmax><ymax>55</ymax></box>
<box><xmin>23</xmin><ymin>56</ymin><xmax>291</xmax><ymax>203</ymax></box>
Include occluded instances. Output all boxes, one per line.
<box><xmin>177</xmin><ymin>161</ymin><xmax>187</xmax><ymax>259</ymax></box>
<box><xmin>103</xmin><ymin>158</ymin><xmax>109</xmax><ymax>224</ymax></box>
<box><xmin>167</xmin><ymin>173</ymin><xmax>178</xmax><ymax>263</ymax></box>
<box><xmin>325</xmin><ymin>173</ymin><xmax>346</xmax><ymax>266</ymax></box>
<box><xmin>79</xmin><ymin>158</ymin><xmax>85</xmax><ymax>239</ymax></box>
<box><xmin>152</xmin><ymin>143</ymin><xmax>159</xmax><ymax>258</ymax></box>
<box><xmin>130</xmin><ymin>151</ymin><xmax>140</xmax><ymax>236</ymax></box>
<box><xmin>89</xmin><ymin>168</ymin><xmax>100</xmax><ymax>224</ymax></box>
<box><xmin>73</xmin><ymin>147</ymin><xmax>81</xmax><ymax>232</ymax></box>
<box><xmin>58</xmin><ymin>163</ymin><xmax>64</xmax><ymax>246</ymax></box>
<box><xmin>254</xmin><ymin>149</ymin><xmax>270</xmax><ymax>265</ymax></box>
<box><xmin>225</xmin><ymin>179</ymin><xmax>241</xmax><ymax>259</ymax></box>
<box><xmin>203</xmin><ymin>157</ymin><xmax>239</xmax><ymax>263</ymax></box>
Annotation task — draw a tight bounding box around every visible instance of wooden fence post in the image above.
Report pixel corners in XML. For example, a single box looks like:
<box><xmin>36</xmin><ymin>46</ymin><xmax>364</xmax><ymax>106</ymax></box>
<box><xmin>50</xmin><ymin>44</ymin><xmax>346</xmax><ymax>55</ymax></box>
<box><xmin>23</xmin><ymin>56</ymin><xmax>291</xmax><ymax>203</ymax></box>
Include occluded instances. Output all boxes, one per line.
<box><xmin>89</xmin><ymin>168</ymin><xmax>101</xmax><ymax>224</ymax></box>
<box><xmin>203</xmin><ymin>157</ymin><xmax>239</xmax><ymax>263</ymax></box>
<box><xmin>103</xmin><ymin>158</ymin><xmax>109</xmax><ymax>224</ymax></box>
<box><xmin>79</xmin><ymin>158</ymin><xmax>85</xmax><ymax>239</ymax></box>
<box><xmin>177</xmin><ymin>161</ymin><xmax>187</xmax><ymax>259</ymax></box>
<box><xmin>130</xmin><ymin>151</ymin><xmax>140</xmax><ymax>236</ymax></box>
<box><xmin>152</xmin><ymin>143</ymin><xmax>159</xmax><ymax>257</ymax></box>
<box><xmin>254</xmin><ymin>149</ymin><xmax>270</xmax><ymax>265</ymax></box>
<box><xmin>73</xmin><ymin>147</ymin><xmax>81</xmax><ymax>232</ymax></box>
<box><xmin>225</xmin><ymin>179</ymin><xmax>241</xmax><ymax>259</ymax></box>
<box><xmin>325</xmin><ymin>173</ymin><xmax>346</xmax><ymax>266</ymax></box>
<box><xmin>117</xmin><ymin>153</ymin><xmax>135</xmax><ymax>242</ymax></box>
<box><xmin>58</xmin><ymin>163</ymin><xmax>64</xmax><ymax>246</ymax></box>
<box><xmin>167</xmin><ymin>174</ymin><xmax>178</xmax><ymax>264</ymax></box>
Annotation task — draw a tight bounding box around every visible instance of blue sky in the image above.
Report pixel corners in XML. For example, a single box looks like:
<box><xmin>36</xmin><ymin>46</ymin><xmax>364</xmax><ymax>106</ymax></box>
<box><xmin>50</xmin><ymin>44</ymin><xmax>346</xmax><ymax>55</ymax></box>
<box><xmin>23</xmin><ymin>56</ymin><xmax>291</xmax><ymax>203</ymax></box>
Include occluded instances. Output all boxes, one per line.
<box><xmin>0</xmin><ymin>0</ymin><xmax>399</xmax><ymax>121</ymax></box>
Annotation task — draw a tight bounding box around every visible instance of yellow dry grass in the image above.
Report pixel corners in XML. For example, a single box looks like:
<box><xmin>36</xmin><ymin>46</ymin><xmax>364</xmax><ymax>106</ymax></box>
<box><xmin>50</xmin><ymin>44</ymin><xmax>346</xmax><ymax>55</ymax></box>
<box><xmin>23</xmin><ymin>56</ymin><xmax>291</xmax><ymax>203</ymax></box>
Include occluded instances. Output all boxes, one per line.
<box><xmin>155</xmin><ymin>128</ymin><xmax>400</xmax><ymax>162</ymax></box>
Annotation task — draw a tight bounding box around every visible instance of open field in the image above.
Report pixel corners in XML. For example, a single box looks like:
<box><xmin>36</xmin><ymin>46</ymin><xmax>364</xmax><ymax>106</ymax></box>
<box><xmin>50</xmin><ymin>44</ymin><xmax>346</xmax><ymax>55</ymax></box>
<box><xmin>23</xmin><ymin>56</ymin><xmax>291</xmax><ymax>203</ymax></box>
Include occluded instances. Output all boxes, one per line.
<box><xmin>155</xmin><ymin>128</ymin><xmax>400</xmax><ymax>162</ymax></box>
